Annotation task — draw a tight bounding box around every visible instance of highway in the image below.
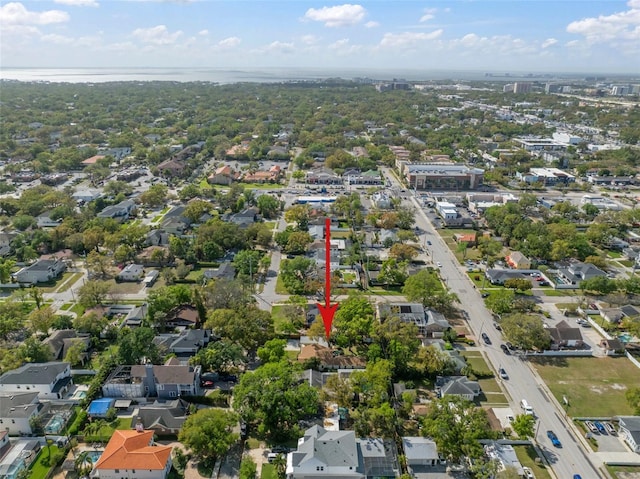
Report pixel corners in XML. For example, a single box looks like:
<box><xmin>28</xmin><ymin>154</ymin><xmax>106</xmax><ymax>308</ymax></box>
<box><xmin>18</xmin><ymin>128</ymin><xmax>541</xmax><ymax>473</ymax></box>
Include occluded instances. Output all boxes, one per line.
<box><xmin>382</xmin><ymin>167</ymin><xmax>603</xmax><ymax>479</ymax></box>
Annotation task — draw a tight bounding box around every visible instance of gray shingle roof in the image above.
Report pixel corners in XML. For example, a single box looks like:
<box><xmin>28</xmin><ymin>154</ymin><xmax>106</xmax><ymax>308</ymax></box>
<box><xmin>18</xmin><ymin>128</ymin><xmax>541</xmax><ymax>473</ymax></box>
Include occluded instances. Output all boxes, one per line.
<box><xmin>0</xmin><ymin>362</ymin><xmax>69</xmax><ymax>386</ymax></box>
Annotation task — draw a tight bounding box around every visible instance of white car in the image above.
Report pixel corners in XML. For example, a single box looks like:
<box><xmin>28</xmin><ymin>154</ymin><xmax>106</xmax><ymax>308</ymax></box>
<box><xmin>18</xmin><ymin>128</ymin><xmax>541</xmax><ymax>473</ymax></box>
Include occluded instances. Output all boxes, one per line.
<box><xmin>436</xmin><ymin>262</ymin><xmax>443</xmax><ymax>268</ymax></box>
<box><xmin>523</xmin><ymin>467</ymin><xmax>535</xmax><ymax>479</ymax></box>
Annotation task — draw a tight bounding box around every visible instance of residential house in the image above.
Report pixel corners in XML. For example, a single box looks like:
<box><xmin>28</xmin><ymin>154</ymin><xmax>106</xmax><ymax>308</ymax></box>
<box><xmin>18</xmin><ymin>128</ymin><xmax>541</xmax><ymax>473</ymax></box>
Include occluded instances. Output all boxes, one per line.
<box><xmin>160</xmin><ymin>206</ymin><xmax>191</xmax><ymax>235</ymax></box>
<box><xmin>484</xmin><ymin>442</ymin><xmax>523</xmax><ymax>476</ymax></box>
<box><xmin>157</xmin><ymin>159</ymin><xmax>186</xmax><ymax>177</ymax></box>
<box><xmin>0</xmin><ymin>392</ymin><xmax>41</xmax><ymax>435</ymax></box>
<box><xmin>599</xmin><ymin>338</ymin><xmax>626</xmax><ymax>355</ymax></box>
<box><xmin>0</xmin><ymin>232</ymin><xmax>17</xmax><ymax>257</ymax></box>
<box><xmin>376</xmin><ymin>302</ymin><xmax>450</xmax><ymax>338</ymax></box>
<box><xmin>72</xmin><ymin>189</ymin><xmax>102</xmax><ymax>204</ymax></box>
<box><xmin>13</xmin><ymin>258</ymin><xmax>67</xmax><ymax>284</ymax></box>
<box><xmin>145</xmin><ymin>230</ymin><xmax>169</xmax><ymax>247</ymax></box>
<box><xmin>97</xmin><ymin>199</ymin><xmax>136</xmax><ymax>221</ymax></box>
<box><xmin>102</xmin><ymin>361</ymin><xmax>202</xmax><ymax>399</ymax></box>
<box><xmin>435</xmin><ymin>376</ymin><xmax>480</xmax><ymax>400</ymax></box>
<box><xmin>137</xmin><ymin>246</ymin><xmax>173</xmax><ymax>268</ymax></box>
<box><xmin>298</xmin><ymin>344</ymin><xmax>366</xmax><ymax>371</ymax></box>
<box><xmin>165</xmin><ymin>305</ymin><xmax>200</xmax><ymax>330</ymax></box>
<box><xmin>92</xmin><ymin>429</ymin><xmax>173</xmax><ymax>479</ymax></box>
<box><xmin>208</xmin><ymin>165</ymin><xmax>240</xmax><ymax>185</ymax></box>
<box><xmin>506</xmin><ymin>251</ymin><xmax>531</xmax><ymax>270</ymax></box>
<box><xmin>286</xmin><ymin>426</ymin><xmax>398</xmax><ymax>479</ymax></box>
<box><xmin>132</xmin><ymin>399</ymin><xmax>189</xmax><ymax>436</ymax></box>
<box><xmin>0</xmin><ymin>362</ymin><xmax>72</xmax><ymax>400</ymax></box>
<box><xmin>617</xmin><ymin>416</ymin><xmax>640</xmax><ymax>453</ymax></box>
<box><xmin>372</xmin><ymin>192</ymin><xmax>392</xmax><ymax>209</ymax></box>
<box><xmin>42</xmin><ymin>329</ymin><xmax>90</xmax><ymax>362</ymax></box>
<box><xmin>402</xmin><ymin>437</ymin><xmax>441</xmax><ymax>469</ymax></box>
<box><xmin>0</xmin><ymin>440</ymin><xmax>41</xmax><ymax>479</ymax></box>
<box><xmin>36</xmin><ymin>211</ymin><xmax>62</xmax><ymax>228</ymax></box>
<box><xmin>143</xmin><ymin>270</ymin><xmax>160</xmax><ymax>288</ymax></box>
<box><xmin>153</xmin><ymin>330</ymin><xmax>212</xmax><ymax>359</ymax></box>
<box><xmin>453</xmin><ymin>233</ymin><xmax>477</xmax><ymax>246</ymax></box>
<box><xmin>305</xmin><ymin>168</ymin><xmax>342</xmax><ymax>185</ymax></box>
<box><xmin>557</xmin><ymin>262</ymin><xmax>606</xmax><ymax>286</ymax></box>
<box><xmin>599</xmin><ymin>307</ymin><xmax>624</xmax><ymax>324</ymax></box>
<box><xmin>547</xmin><ymin>320</ymin><xmax>584</xmax><ymax>349</ymax></box>
<box><xmin>228</xmin><ymin>207</ymin><xmax>259</xmax><ymax>227</ymax></box>
<box><xmin>484</xmin><ymin>269</ymin><xmax>528</xmax><ymax>286</ymax></box>
<box><xmin>82</xmin><ymin>155</ymin><xmax>105</xmax><ymax>165</ymax></box>
<box><xmin>203</xmin><ymin>262</ymin><xmax>236</xmax><ymax>282</ymax></box>
<box><xmin>286</xmin><ymin>426</ymin><xmax>361</xmax><ymax>479</ymax></box>
<box><xmin>117</xmin><ymin>264</ymin><xmax>144</xmax><ymax>282</ymax></box>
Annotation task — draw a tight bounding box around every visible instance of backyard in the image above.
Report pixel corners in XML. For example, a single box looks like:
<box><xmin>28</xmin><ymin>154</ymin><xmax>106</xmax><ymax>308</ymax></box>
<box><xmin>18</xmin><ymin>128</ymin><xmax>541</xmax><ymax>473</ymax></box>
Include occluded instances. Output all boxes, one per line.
<box><xmin>531</xmin><ymin>357</ymin><xmax>639</xmax><ymax>417</ymax></box>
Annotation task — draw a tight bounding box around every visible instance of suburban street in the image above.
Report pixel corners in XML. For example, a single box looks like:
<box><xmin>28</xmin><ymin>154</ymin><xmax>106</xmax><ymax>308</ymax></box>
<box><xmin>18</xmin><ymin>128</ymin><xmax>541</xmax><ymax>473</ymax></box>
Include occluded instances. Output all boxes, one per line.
<box><xmin>381</xmin><ymin>167</ymin><xmax>603</xmax><ymax>479</ymax></box>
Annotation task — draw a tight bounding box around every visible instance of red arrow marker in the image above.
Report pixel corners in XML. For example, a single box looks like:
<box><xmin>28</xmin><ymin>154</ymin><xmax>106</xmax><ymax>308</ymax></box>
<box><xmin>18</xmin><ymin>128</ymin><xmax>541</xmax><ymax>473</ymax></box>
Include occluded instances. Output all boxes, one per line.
<box><xmin>317</xmin><ymin>217</ymin><xmax>338</xmax><ymax>339</ymax></box>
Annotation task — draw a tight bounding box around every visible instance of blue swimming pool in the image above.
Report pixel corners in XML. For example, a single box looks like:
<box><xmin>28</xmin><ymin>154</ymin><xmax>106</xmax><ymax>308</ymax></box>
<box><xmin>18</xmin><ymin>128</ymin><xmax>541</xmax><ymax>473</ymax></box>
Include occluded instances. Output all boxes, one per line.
<box><xmin>44</xmin><ymin>414</ymin><xmax>65</xmax><ymax>434</ymax></box>
<box><xmin>618</xmin><ymin>332</ymin><xmax>633</xmax><ymax>343</ymax></box>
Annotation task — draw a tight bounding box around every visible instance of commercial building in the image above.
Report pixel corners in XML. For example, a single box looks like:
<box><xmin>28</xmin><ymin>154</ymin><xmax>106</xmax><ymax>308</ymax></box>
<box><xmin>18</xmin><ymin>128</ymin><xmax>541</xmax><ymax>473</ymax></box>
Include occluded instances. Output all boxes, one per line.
<box><xmin>399</xmin><ymin>163</ymin><xmax>484</xmax><ymax>190</ymax></box>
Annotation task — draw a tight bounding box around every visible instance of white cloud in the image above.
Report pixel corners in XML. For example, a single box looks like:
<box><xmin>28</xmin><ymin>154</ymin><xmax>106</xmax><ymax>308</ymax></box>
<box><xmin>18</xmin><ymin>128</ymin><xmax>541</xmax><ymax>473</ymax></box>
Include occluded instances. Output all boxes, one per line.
<box><xmin>53</xmin><ymin>0</ymin><xmax>99</xmax><ymax>7</ymax></box>
<box><xmin>449</xmin><ymin>33</ymin><xmax>538</xmax><ymax>56</ymax></box>
<box><xmin>301</xmin><ymin>34</ymin><xmax>320</xmax><ymax>45</ymax></box>
<box><xmin>0</xmin><ymin>2</ymin><xmax>69</xmax><ymax>25</ymax></box>
<box><xmin>132</xmin><ymin>25</ymin><xmax>183</xmax><ymax>45</ymax></box>
<box><xmin>364</xmin><ymin>20</ymin><xmax>379</xmax><ymax>28</ymax></box>
<box><xmin>379</xmin><ymin>30</ymin><xmax>443</xmax><ymax>47</ymax></box>
<box><xmin>304</xmin><ymin>4</ymin><xmax>366</xmax><ymax>27</ymax></box>
<box><xmin>40</xmin><ymin>33</ymin><xmax>74</xmax><ymax>44</ymax></box>
<box><xmin>198</xmin><ymin>29</ymin><xmax>208</xmax><ymax>36</ymax></box>
<box><xmin>328</xmin><ymin>38</ymin><xmax>361</xmax><ymax>54</ymax></box>
<box><xmin>217</xmin><ymin>36</ymin><xmax>241</xmax><ymax>48</ymax></box>
<box><xmin>420</xmin><ymin>8</ymin><xmax>437</xmax><ymax>23</ymax></box>
<box><xmin>541</xmin><ymin>38</ymin><xmax>558</xmax><ymax>48</ymax></box>
<box><xmin>566</xmin><ymin>0</ymin><xmax>640</xmax><ymax>43</ymax></box>
<box><xmin>259</xmin><ymin>40</ymin><xmax>295</xmax><ymax>54</ymax></box>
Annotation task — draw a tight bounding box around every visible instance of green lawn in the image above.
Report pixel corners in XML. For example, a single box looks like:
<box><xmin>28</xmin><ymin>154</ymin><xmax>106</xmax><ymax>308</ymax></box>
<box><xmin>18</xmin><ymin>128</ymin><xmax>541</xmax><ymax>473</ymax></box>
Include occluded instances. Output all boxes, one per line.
<box><xmin>59</xmin><ymin>303</ymin><xmax>73</xmax><ymax>311</ymax></box>
<box><xmin>531</xmin><ymin>357</ymin><xmax>638</xmax><ymax>417</ymax></box>
<box><xmin>70</xmin><ymin>303</ymin><xmax>86</xmax><ymax>317</ymax></box>
<box><xmin>461</xmin><ymin>352</ymin><xmax>493</xmax><ymax>376</ymax></box>
<box><xmin>514</xmin><ymin>446</ymin><xmax>552</xmax><ymax>479</ymax></box>
<box><xmin>542</xmin><ymin>289</ymin><xmax>579</xmax><ymax>297</ymax></box>
<box><xmin>28</xmin><ymin>445</ymin><xmax>60</xmax><ymax>479</ymax></box>
<box><xmin>56</xmin><ymin>272</ymin><xmax>83</xmax><ymax>293</ymax></box>
<box><xmin>275</xmin><ymin>274</ymin><xmax>288</xmax><ymax>294</ymax></box>
<box><xmin>607</xmin><ymin>465</ymin><xmax>640</xmax><ymax>478</ymax></box>
<box><xmin>264</xmin><ymin>221</ymin><xmax>277</xmax><ymax>229</ymax></box>
<box><xmin>260</xmin><ymin>464</ymin><xmax>278</xmax><ymax>479</ymax></box>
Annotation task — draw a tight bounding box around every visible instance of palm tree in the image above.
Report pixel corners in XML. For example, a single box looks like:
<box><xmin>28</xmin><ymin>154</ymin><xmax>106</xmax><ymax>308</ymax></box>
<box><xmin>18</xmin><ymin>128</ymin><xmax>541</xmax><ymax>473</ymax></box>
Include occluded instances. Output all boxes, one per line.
<box><xmin>272</xmin><ymin>453</ymin><xmax>286</xmax><ymax>479</ymax></box>
<box><xmin>74</xmin><ymin>451</ymin><xmax>94</xmax><ymax>477</ymax></box>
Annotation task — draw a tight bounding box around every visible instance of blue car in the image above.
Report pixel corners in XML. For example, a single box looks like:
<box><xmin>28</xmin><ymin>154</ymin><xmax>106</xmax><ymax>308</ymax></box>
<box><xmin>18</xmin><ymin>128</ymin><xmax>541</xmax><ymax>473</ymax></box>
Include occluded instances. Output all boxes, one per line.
<box><xmin>573</xmin><ymin>475</ymin><xmax>582</xmax><ymax>479</ymax></box>
<box><xmin>594</xmin><ymin>421</ymin><xmax>607</xmax><ymax>434</ymax></box>
<box><xmin>547</xmin><ymin>430</ymin><xmax>562</xmax><ymax>448</ymax></box>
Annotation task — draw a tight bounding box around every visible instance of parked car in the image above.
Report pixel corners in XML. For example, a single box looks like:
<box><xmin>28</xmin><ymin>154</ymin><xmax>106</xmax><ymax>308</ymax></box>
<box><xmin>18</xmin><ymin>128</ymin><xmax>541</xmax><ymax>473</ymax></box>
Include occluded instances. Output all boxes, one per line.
<box><xmin>201</xmin><ymin>380</ymin><xmax>215</xmax><ymax>388</ymax></box>
<box><xmin>547</xmin><ymin>430</ymin><xmax>562</xmax><ymax>448</ymax></box>
<box><xmin>605</xmin><ymin>422</ymin><xmax>617</xmax><ymax>435</ymax></box>
<box><xmin>523</xmin><ymin>467</ymin><xmax>535</xmax><ymax>479</ymax></box>
<box><xmin>573</xmin><ymin>475</ymin><xmax>582</xmax><ymax>479</ymax></box>
<box><xmin>481</xmin><ymin>292</ymin><xmax>490</xmax><ymax>298</ymax></box>
<box><xmin>499</xmin><ymin>367</ymin><xmax>508</xmax><ymax>380</ymax></box>
<box><xmin>481</xmin><ymin>332</ymin><xmax>491</xmax><ymax>345</ymax></box>
<box><xmin>507</xmin><ymin>414</ymin><xmax>515</xmax><ymax>423</ymax></box>
<box><xmin>493</xmin><ymin>322</ymin><xmax>502</xmax><ymax>331</ymax></box>
<box><xmin>585</xmin><ymin>421</ymin><xmax>598</xmax><ymax>434</ymax></box>
<box><xmin>219</xmin><ymin>373</ymin><xmax>238</xmax><ymax>382</ymax></box>
<box><xmin>426</xmin><ymin>240</ymin><xmax>432</xmax><ymax>246</ymax></box>
<box><xmin>500</xmin><ymin>344</ymin><xmax>510</xmax><ymax>354</ymax></box>
<box><xmin>436</xmin><ymin>261</ymin><xmax>443</xmax><ymax>268</ymax></box>
<box><xmin>594</xmin><ymin>421</ymin><xmax>607</xmax><ymax>434</ymax></box>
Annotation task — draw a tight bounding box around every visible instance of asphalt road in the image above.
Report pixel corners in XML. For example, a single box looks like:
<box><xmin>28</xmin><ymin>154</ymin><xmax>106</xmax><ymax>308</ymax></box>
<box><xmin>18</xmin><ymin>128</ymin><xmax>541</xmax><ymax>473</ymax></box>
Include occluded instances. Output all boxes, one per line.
<box><xmin>382</xmin><ymin>167</ymin><xmax>603</xmax><ymax>479</ymax></box>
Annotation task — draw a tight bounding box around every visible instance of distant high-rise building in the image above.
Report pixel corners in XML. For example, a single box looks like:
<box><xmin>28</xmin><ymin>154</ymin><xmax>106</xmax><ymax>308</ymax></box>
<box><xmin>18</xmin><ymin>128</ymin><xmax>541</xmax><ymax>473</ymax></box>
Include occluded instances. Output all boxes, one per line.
<box><xmin>545</xmin><ymin>83</ymin><xmax>562</xmax><ymax>94</ymax></box>
<box><xmin>513</xmin><ymin>82</ymin><xmax>532</xmax><ymax>94</ymax></box>
<box><xmin>611</xmin><ymin>85</ymin><xmax>630</xmax><ymax>96</ymax></box>
<box><xmin>503</xmin><ymin>83</ymin><xmax>514</xmax><ymax>93</ymax></box>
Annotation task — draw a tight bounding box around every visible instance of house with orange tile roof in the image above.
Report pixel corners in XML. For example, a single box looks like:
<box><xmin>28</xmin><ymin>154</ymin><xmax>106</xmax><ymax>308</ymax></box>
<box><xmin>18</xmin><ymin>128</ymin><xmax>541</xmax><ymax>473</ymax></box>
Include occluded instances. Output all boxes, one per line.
<box><xmin>92</xmin><ymin>429</ymin><xmax>172</xmax><ymax>479</ymax></box>
<box><xmin>82</xmin><ymin>155</ymin><xmax>106</xmax><ymax>165</ymax></box>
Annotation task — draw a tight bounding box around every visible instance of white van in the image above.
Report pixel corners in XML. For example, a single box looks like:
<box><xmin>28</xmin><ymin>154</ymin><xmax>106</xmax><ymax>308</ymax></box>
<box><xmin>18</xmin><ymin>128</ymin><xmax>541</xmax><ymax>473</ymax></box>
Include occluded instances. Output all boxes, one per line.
<box><xmin>520</xmin><ymin>399</ymin><xmax>534</xmax><ymax>416</ymax></box>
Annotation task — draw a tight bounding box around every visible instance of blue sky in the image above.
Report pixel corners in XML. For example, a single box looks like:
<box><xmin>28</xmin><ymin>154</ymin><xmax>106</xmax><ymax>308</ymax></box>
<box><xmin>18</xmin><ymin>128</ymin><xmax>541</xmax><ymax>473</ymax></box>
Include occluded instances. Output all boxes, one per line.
<box><xmin>1</xmin><ymin>0</ymin><xmax>639</xmax><ymax>72</ymax></box>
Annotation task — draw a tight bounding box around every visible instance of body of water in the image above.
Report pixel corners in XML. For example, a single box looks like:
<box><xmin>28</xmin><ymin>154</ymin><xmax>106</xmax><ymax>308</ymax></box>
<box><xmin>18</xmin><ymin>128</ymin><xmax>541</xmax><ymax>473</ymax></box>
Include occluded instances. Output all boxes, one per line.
<box><xmin>0</xmin><ymin>67</ymin><xmax>570</xmax><ymax>84</ymax></box>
